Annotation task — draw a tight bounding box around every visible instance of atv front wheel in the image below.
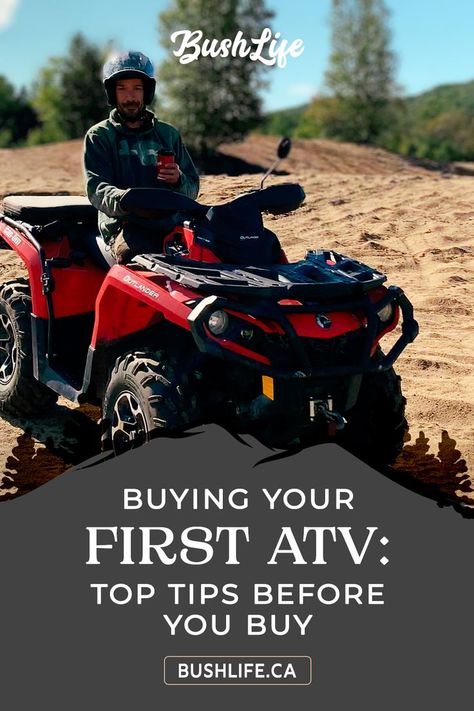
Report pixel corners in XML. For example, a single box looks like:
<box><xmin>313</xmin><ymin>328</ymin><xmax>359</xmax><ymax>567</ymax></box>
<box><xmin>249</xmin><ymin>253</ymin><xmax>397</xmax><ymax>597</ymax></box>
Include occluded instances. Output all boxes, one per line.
<box><xmin>0</xmin><ymin>279</ymin><xmax>58</xmax><ymax>416</ymax></box>
<box><xmin>102</xmin><ymin>351</ymin><xmax>198</xmax><ymax>455</ymax></box>
<box><xmin>338</xmin><ymin>362</ymin><xmax>407</xmax><ymax>468</ymax></box>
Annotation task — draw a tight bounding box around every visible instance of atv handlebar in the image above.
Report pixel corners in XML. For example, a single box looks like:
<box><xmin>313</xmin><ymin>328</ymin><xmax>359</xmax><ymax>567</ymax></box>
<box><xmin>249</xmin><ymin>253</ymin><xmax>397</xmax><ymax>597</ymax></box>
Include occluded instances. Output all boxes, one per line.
<box><xmin>120</xmin><ymin>183</ymin><xmax>305</xmax><ymax>218</ymax></box>
<box><xmin>120</xmin><ymin>188</ymin><xmax>208</xmax><ymax>217</ymax></box>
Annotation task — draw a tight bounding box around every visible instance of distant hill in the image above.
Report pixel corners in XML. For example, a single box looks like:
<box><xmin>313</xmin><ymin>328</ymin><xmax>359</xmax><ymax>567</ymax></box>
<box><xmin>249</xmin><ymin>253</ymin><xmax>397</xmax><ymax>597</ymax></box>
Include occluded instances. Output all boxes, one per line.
<box><xmin>261</xmin><ymin>80</ymin><xmax>474</xmax><ymax>131</ymax></box>
<box><xmin>406</xmin><ymin>80</ymin><xmax>474</xmax><ymax>120</ymax></box>
<box><xmin>258</xmin><ymin>79</ymin><xmax>474</xmax><ymax>162</ymax></box>
<box><xmin>402</xmin><ymin>80</ymin><xmax>474</xmax><ymax>161</ymax></box>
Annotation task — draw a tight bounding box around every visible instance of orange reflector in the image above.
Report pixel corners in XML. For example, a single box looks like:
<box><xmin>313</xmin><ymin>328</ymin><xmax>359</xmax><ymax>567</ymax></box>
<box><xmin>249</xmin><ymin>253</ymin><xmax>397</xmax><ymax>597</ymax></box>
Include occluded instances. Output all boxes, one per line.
<box><xmin>262</xmin><ymin>375</ymin><xmax>274</xmax><ymax>400</ymax></box>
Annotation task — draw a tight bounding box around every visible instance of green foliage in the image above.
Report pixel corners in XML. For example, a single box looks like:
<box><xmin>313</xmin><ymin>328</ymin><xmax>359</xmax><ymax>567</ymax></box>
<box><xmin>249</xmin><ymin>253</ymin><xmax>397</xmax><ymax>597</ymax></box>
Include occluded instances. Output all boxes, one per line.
<box><xmin>281</xmin><ymin>80</ymin><xmax>474</xmax><ymax>163</ymax></box>
<box><xmin>258</xmin><ymin>104</ymin><xmax>306</xmax><ymax>137</ymax></box>
<box><xmin>272</xmin><ymin>0</ymin><xmax>474</xmax><ymax>163</ymax></box>
<box><xmin>294</xmin><ymin>96</ymin><xmax>345</xmax><ymax>138</ymax></box>
<box><xmin>407</xmin><ymin>80</ymin><xmax>474</xmax><ymax>122</ymax></box>
<box><xmin>26</xmin><ymin>61</ymin><xmax>68</xmax><ymax>144</ymax></box>
<box><xmin>28</xmin><ymin>33</ymin><xmax>110</xmax><ymax>144</ymax></box>
<box><xmin>323</xmin><ymin>0</ymin><xmax>398</xmax><ymax>143</ymax></box>
<box><xmin>0</xmin><ymin>76</ymin><xmax>39</xmax><ymax>147</ymax></box>
<box><xmin>397</xmin><ymin>82</ymin><xmax>474</xmax><ymax>161</ymax></box>
<box><xmin>157</xmin><ymin>0</ymin><xmax>274</xmax><ymax>155</ymax></box>
<box><xmin>404</xmin><ymin>110</ymin><xmax>474</xmax><ymax>162</ymax></box>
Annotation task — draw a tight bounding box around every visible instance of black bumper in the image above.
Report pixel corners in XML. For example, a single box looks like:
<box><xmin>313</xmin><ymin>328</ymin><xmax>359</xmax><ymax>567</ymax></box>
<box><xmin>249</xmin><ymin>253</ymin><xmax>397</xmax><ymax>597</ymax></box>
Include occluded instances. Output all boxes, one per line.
<box><xmin>187</xmin><ymin>285</ymin><xmax>419</xmax><ymax>380</ymax></box>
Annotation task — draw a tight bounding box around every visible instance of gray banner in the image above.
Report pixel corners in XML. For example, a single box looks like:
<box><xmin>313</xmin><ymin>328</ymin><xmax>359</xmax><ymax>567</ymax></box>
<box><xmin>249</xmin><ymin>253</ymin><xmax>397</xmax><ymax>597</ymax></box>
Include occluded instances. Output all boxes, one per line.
<box><xmin>0</xmin><ymin>425</ymin><xmax>472</xmax><ymax>710</ymax></box>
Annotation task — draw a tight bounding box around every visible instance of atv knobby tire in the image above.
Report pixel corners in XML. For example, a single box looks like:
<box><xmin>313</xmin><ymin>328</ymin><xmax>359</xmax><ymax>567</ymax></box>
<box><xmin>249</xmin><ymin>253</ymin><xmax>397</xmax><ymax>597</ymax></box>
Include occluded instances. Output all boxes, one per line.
<box><xmin>0</xmin><ymin>278</ymin><xmax>58</xmax><ymax>416</ymax></box>
<box><xmin>339</xmin><ymin>360</ymin><xmax>407</xmax><ymax>468</ymax></box>
<box><xmin>102</xmin><ymin>351</ymin><xmax>198</xmax><ymax>455</ymax></box>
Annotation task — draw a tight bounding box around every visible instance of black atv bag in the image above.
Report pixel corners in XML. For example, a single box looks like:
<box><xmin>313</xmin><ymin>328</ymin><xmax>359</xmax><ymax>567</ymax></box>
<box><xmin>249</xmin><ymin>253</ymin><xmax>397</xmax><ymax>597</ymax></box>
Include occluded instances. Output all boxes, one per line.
<box><xmin>121</xmin><ymin>183</ymin><xmax>305</xmax><ymax>264</ymax></box>
<box><xmin>200</xmin><ymin>185</ymin><xmax>306</xmax><ymax>264</ymax></box>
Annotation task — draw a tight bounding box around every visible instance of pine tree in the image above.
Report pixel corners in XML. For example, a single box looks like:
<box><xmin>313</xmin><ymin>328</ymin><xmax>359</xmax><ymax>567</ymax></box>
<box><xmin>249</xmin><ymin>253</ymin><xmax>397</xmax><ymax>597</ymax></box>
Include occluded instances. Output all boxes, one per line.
<box><xmin>324</xmin><ymin>0</ymin><xmax>398</xmax><ymax>143</ymax></box>
<box><xmin>0</xmin><ymin>77</ymin><xmax>38</xmax><ymax>147</ymax></box>
<box><xmin>157</xmin><ymin>0</ymin><xmax>274</xmax><ymax>156</ymax></box>
<box><xmin>59</xmin><ymin>34</ymin><xmax>110</xmax><ymax>138</ymax></box>
<box><xmin>29</xmin><ymin>34</ymin><xmax>109</xmax><ymax>144</ymax></box>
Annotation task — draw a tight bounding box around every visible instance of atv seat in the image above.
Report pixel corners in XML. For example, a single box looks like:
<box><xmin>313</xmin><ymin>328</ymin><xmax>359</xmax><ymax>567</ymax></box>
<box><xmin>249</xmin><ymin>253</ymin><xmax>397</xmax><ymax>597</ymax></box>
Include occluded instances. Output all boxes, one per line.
<box><xmin>2</xmin><ymin>195</ymin><xmax>114</xmax><ymax>270</ymax></box>
<box><xmin>2</xmin><ymin>195</ymin><xmax>97</xmax><ymax>224</ymax></box>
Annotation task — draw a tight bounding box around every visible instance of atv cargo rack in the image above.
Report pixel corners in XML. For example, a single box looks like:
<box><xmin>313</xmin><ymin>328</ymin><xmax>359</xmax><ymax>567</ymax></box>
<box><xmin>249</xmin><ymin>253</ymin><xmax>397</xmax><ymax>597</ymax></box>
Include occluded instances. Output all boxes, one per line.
<box><xmin>133</xmin><ymin>249</ymin><xmax>386</xmax><ymax>301</ymax></box>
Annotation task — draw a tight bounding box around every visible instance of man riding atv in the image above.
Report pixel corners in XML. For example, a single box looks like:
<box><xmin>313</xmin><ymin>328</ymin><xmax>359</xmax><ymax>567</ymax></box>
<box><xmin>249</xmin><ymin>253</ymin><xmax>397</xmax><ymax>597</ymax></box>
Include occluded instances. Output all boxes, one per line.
<box><xmin>0</xmin><ymin>100</ymin><xmax>418</xmax><ymax>468</ymax></box>
<box><xmin>84</xmin><ymin>50</ymin><xmax>199</xmax><ymax>264</ymax></box>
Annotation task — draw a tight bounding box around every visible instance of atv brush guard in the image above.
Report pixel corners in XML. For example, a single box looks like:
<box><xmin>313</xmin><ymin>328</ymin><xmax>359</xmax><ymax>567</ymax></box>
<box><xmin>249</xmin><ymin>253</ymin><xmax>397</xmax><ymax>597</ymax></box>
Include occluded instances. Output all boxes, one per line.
<box><xmin>133</xmin><ymin>250</ymin><xmax>418</xmax><ymax>379</ymax></box>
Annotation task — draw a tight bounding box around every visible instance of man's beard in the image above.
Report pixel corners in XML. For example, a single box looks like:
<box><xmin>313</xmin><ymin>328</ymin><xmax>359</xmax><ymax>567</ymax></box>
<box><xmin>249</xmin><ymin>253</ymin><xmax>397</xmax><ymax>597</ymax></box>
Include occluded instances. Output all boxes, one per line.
<box><xmin>117</xmin><ymin>102</ymin><xmax>144</xmax><ymax>121</ymax></box>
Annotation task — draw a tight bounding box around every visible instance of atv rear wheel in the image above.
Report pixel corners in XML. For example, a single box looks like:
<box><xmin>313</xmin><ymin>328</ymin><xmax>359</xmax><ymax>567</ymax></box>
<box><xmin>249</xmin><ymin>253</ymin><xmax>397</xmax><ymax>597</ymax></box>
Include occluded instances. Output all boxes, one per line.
<box><xmin>0</xmin><ymin>279</ymin><xmax>58</xmax><ymax>416</ymax></box>
<box><xmin>338</xmin><ymin>361</ymin><xmax>407</xmax><ymax>468</ymax></box>
<box><xmin>102</xmin><ymin>351</ymin><xmax>198</xmax><ymax>455</ymax></box>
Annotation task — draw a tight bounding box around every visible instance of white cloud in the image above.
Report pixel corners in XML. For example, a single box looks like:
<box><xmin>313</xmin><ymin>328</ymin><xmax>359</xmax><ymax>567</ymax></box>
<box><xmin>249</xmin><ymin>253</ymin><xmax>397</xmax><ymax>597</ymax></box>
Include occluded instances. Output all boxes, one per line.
<box><xmin>0</xmin><ymin>0</ymin><xmax>20</xmax><ymax>30</ymax></box>
<box><xmin>288</xmin><ymin>83</ymin><xmax>317</xmax><ymax>100</ymax></box>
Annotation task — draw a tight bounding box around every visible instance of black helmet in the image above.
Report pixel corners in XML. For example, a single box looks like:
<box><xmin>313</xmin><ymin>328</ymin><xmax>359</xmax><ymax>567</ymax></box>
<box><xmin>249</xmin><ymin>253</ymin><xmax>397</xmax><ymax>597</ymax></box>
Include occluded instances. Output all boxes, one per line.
<box><xmin>102</xmin><ymin>51</ymin><xmax>156</xmax><ymax>105</ymax></box>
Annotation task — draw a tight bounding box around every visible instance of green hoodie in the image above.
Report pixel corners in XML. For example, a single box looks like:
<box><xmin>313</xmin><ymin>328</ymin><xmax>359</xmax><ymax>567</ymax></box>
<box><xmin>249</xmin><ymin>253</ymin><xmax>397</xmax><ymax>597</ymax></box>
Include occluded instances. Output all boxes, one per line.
<box><xmin>83</xmin><ymin>108</ymin><xmax>200</xmax><ymax>243</ymax></box>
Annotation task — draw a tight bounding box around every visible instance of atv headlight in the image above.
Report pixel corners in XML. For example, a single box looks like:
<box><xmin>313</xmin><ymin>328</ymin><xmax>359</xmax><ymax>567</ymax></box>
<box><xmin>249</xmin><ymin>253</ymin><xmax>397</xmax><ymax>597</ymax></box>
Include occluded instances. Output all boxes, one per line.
<box><xmin>208</xmin><ymin>310</ymin><xmax>229</xmax><ymax>335</ymax></box>
<box><xmin>377</xmin><ymin>303</ymin><xmax>393</xmax><ymax>323</ymax></box>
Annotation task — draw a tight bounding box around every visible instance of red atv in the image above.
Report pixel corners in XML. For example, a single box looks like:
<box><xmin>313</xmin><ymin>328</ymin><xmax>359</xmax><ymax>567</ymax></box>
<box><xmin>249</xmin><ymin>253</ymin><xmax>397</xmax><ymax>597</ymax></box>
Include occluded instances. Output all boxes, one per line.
<box><xmin>0</xmin><ymin>139</ymin><xmax>418</xmax><ymax>464</ymax></box>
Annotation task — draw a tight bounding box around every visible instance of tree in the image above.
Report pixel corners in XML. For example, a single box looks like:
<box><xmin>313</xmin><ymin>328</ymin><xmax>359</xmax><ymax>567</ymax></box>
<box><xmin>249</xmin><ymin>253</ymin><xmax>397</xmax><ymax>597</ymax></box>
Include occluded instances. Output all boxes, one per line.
<box><xmin>294</xmin><ymin>96</ymin><xmax>341</xmax><ymax>139</ymax></box>
<box><xmin>413</xmin><ymin>111</ymin><xmax>474</xmax><ymax>162</ymax></box>
<box><xmin>0</xmin><ymin>76</ymin><xmax>38</xmax><ymax>147</ymax></box>
<box><xmin>259</xmin><ymin>104</ymin><xmax>307</xmax><ymax>137</ymax></box>
<box><xmin>27</xmin><ymin>61</ymin><xmax>68</xmax><ymax>144</ymax></box>
<box><xmin>323</xmin><ymin>0</ymin><xmax>398</xmax><ymax>144</ymax></box>
<box><xmin>157</xmin><ymin>0</ymin><xmax>274</xmax><ymax>156</ymax></box>
<box><xmin>28</xmin><ymin>34</ymin><xmax>110</xmax><ymax>144</ymax></box>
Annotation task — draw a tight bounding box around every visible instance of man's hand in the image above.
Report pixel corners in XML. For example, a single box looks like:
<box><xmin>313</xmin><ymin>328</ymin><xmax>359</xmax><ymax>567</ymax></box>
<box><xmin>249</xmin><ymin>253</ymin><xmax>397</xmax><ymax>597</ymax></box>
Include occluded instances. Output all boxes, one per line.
<box><xmin>157</xmin><ymin>162</ymin><xmax>181</xmax><ymax>185</ymax></box>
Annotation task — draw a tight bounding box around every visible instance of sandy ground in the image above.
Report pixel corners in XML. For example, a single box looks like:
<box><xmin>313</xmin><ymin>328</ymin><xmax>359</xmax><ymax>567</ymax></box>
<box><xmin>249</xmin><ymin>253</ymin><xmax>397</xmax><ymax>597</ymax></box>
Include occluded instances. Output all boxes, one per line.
<box><xmin>0</xmin><ymin>136</ymin><xmax>472</xmax><ymax>506</ymax></box>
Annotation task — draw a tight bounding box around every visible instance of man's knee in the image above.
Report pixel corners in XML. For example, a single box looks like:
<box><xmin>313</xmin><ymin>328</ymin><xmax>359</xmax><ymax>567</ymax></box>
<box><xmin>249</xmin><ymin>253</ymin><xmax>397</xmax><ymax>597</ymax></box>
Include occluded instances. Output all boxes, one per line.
<box><xmin>111</xmin><ymin>231</ymin><xmax>130</xmax><ymax>264</ymax></box>
<box><xmin>111</xmin><ymin>225</ymin><xmax>156</xmax><ymax>264</ymax></box>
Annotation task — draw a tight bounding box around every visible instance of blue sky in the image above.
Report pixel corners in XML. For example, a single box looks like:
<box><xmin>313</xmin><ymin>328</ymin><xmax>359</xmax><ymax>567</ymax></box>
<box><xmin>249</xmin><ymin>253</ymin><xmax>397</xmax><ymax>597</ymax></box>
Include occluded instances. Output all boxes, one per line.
<box><xmin>0</xmin><ymin>0</ymin><xmax>473</xmax><ymax>111</ymax></box>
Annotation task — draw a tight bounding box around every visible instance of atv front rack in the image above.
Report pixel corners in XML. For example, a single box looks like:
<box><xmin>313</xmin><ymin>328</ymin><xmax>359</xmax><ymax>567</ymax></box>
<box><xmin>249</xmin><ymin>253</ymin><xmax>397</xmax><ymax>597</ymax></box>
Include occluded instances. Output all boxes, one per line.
<box><xmin>133</xmin><ymin>250</ymin><xmax>386</xmax><ymax>302</ymax></box>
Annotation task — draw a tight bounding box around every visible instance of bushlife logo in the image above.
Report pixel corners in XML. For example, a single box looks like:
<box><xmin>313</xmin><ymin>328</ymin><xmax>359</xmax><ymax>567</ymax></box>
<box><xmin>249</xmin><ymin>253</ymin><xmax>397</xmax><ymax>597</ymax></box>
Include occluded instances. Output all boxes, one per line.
<box><xmin>170</xmin><ymin>28</ymin><xmax>304</xmax><ymax>68</ymax></box>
